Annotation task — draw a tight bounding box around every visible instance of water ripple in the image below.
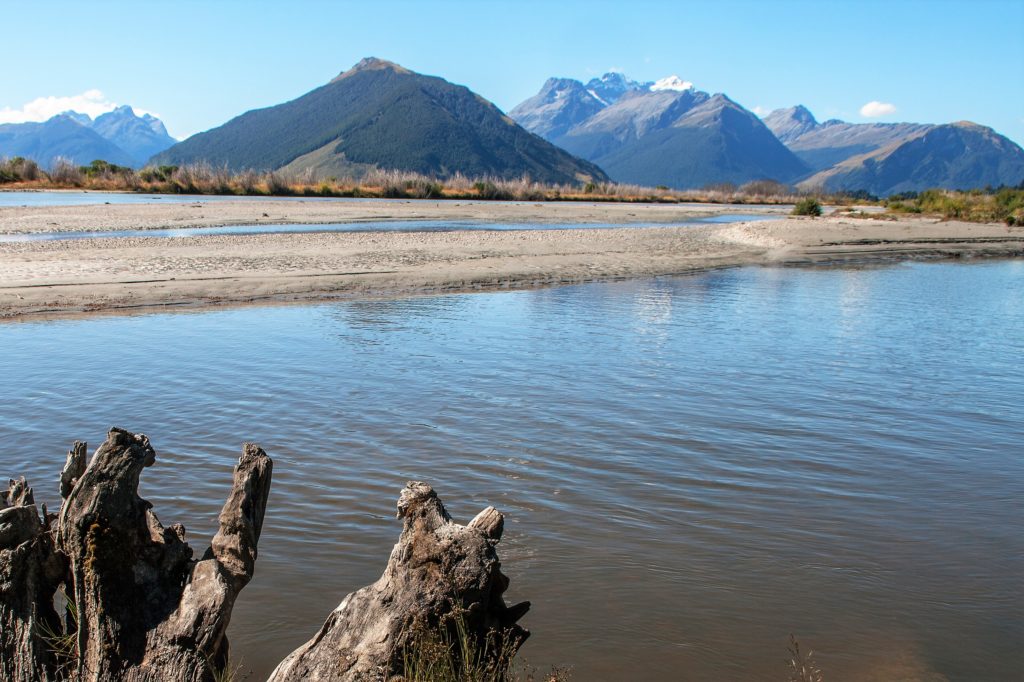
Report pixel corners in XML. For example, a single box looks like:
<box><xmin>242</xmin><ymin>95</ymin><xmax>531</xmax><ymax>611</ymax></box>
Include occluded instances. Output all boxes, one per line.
<box><xmin>0</xmin><ymin>261</ymin><xmax>1021</xmax><ymax>681</ymax></box>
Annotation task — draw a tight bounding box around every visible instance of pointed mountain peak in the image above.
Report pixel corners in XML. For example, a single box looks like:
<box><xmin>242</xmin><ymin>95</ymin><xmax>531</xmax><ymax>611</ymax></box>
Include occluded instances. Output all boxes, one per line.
<box><xmin>650</xmin><ymin>75</ymin><xmax>694</xmax><ymax>92</ymax></box>
<box><xmin>592</xmin><ymin>72</ymin><xmax>633</xmax><ymax>86</ymax></box>
<box><xmin>765</xmin><ymin>105</ymin><xmax>817</xmax><ymax>124</ymax></box>
<box><xmin>96</xmin><ymin>105</ymin><xmax>138</xmax><ymax>121</ymax></box>
<box><xmin>763</xmin><ymin>105</ymin><xmax>821</xmax><ymax>143</ymax></box>
<box><xmin>787</xmin><ymin>105</ymin><xmax>817</xmax><ymax>123</ymax></box>
<box><xmin>583</xmin><ymin>72</ymin><xmax>649</xmax><ymax>106</ymax></box>
<box><xmin>540</xmin><ymin>77</ymin><xmax>586</xmax><ymax>93</ymax></box>
<box><xmin>704</xmin><ymin>93</ymin><xmax>741</xmax><ymax>108</ymax></box>
<box><xmin>332</xmin><ymin>57</ymin><xmax>411</xmax><ymax>82</ymax></box>
<box><xmin>57</xmin><ymin>110</ymin><xmax>93</xmax><ymax>126</ymax></box>
<box><xmin>770</xmin><ymin>104</ymin><xmax>815</xmax><ymax>124</ymax></box>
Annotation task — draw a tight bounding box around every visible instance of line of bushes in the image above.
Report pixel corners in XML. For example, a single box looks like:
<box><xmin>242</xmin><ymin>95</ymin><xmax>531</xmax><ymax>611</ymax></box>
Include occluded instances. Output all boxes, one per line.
<box><xmin>887</xmin><ymin>188</ymin><xmax>1024</xmax><ymax>225</ymax></box>
<box><xmin>0</xmin><ymin>156</ymin><xmax>41</xmax><ymax>183</ymax></box>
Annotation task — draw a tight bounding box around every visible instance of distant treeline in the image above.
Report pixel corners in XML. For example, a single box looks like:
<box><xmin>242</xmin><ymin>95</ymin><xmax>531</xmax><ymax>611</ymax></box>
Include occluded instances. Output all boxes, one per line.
<box><xmin>2</xmin><ymin>156</ymin><xmax>1022</xmax><ymax>223</ymax></box>
<box><xmin>884</xmin><ymin>187</ymin><xmax>1024</xmax><ymax>225</ymax></box>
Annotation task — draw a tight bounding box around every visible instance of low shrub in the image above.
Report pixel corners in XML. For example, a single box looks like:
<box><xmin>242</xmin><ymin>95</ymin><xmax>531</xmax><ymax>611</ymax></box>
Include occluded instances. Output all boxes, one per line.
<box><xmin>80</xmin><ymin>159</ymin><xmax>133</xmax><ymax>178</ymax></box>
<box><xmin>792</xmin><ymin>197</ymin><xmax>823</xmax><ymax>216</ymax></box>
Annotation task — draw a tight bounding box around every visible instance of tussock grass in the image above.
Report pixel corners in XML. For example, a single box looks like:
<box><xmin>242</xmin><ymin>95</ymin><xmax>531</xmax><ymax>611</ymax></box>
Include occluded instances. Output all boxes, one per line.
<box><xmin>401</xmin><ymin>605</ymin><xmax>569</xmax><ymax>682</ymax></box>
<box><xmin>0</xmin><ymin>157</ymin><xmax>856</xmax><ymax>206</ymax></box>
<box><xmin>37</xmin><ymin>588</ymin><xmax>79</xmax><ymax>679</ymax></box>
<box><xmin>11</xmin><ymin>156</ymin><xmax>1019</xmax><ymax>223</ymax></box>
<box><xmin>46</xmin><ymin>158</ymin><xmax>84</xmax><ymax>187</ymax></box>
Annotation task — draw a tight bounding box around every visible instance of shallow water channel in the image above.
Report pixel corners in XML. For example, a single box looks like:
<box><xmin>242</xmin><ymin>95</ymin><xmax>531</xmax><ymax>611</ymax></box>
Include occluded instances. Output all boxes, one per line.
<box><xmin>1</xmin><ymin>261</ymin><xmax>1021</xmax><ymax>680</ymax></box>
<box><xmin>0</xmin><ymin>213</ymin><xmax>772</xmax><ymax>242</ymax></box>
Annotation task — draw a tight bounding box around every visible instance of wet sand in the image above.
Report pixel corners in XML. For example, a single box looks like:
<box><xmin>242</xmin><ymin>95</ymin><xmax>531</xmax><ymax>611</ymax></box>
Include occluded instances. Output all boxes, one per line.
<box><xmin>0</xmin><ymin>199</ymin><xmax>1020</xmax><ymax>319</ymax></box>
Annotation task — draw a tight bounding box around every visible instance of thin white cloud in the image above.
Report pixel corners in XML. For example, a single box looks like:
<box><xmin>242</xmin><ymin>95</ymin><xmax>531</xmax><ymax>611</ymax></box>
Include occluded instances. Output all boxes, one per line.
<box><xmin>0</xmin><ymin>90</ymin><xmax>158</xmax><ymax>124</ymax></box>
<box><xmin>752</xmin><ymin>105</ymin><xmax>769</xmax><ymax>117</ymax></box>
<box><xmin>859</xmin><ymin>100</ymin><xmax>897</xmax><ymax>118</ymax></box>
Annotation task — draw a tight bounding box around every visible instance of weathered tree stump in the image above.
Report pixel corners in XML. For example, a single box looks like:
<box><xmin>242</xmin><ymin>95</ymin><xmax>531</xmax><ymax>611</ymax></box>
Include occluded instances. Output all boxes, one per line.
<box><xmin>268</xmin><ymin>481</ymin><xmax>530</xmax><ymax>682</ymax></box>
<box><xmin>0</xmin><ymin>428</ymin><xmax>272</xmax><ymax>682</ymax></box>
<box><xmin>3</xmin><ymin>433</ymin><xmax>529</xmax><ymax>681</ymax></box>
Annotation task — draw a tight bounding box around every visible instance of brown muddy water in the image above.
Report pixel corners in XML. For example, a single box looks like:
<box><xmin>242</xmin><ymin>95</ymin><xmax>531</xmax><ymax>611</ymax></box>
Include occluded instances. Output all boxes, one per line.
<box><xmin>1</xmin><ymin>261</ymin><xmax>1021</xmax><ymax>680</ymax></box>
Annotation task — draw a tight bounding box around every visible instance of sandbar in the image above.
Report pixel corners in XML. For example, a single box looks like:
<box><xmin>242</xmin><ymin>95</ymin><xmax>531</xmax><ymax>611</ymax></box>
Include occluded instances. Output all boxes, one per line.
<box><xmin>0</xmin><ymin>199</ymin><xmax>1020</xmax><ymax>320</ymax></box>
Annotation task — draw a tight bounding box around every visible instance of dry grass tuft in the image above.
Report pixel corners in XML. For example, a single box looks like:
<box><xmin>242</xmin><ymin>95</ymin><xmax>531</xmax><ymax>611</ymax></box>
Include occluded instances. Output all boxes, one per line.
<box><xmin>787</xmin><ymin>634</ymin><xmax>825</xmax><ymax>682</ymax></box>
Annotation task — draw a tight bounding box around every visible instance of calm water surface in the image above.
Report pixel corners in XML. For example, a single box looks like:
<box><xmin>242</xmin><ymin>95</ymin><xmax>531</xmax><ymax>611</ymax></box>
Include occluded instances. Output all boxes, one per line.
<box><xmin>1</xmin><ymin>262</ymin><xmax>1021</xmax><ymax>681</ymax></box>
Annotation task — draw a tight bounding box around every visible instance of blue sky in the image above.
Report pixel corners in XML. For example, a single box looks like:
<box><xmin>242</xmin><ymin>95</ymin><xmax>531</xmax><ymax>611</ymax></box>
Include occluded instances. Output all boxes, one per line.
<box><xmin>3</xmin><ymin>0</ymin><xmax>1022</xmax><ymax>144</ymax></box>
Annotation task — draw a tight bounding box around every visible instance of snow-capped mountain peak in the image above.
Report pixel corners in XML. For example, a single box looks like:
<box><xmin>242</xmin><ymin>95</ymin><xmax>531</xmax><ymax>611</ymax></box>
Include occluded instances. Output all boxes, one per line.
<box><xmin>650</xmin><ymin>76</ymin><xmax>694</xmax><ymax>92</ymax></box>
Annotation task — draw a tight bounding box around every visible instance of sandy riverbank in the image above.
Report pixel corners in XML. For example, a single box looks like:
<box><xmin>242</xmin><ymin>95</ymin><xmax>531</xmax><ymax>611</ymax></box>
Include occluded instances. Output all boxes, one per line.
<box><xmin>0</xmin><ymin>200</ymin><xmax>1020</xmax><ymax>320</ymax></box>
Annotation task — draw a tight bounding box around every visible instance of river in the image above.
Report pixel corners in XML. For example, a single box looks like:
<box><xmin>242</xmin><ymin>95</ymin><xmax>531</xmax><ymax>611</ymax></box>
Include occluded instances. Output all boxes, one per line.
<box><xmin>1</xmin><ymin>260</ymin><xmax>1020</xmax><ymax>680</ymax></box>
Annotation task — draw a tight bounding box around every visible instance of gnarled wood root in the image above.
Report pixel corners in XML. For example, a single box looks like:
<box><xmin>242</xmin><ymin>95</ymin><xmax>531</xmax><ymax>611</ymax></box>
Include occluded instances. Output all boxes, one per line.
<box><xmin>1</xmin><ymin>476</ymin><xmax>66</xmax><ymax>681</ymax></box>
<box><xmin>269</xmin><ymin>481</ymin><xmax>530</xmax><ymax>682</ymax></box>
<box><xmin>1</xmin><ymin>428</ymin><xmax>272</xmax><ymax>682</ymax></box>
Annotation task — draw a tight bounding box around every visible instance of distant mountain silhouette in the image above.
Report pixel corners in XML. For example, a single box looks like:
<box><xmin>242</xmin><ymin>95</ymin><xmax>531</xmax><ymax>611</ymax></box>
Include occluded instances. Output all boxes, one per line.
<box><xmin>91</xmin><ymin>106</ymin><xmax>176</xmax><ymax>166</ymax></box>
<box><xmin>0</xmin><ymin>115</ymin><xmax>134</xmax><ymax>168</ymax></box>
<box><xmin>0</xmin><ymin>107</ymin><xmax>174</xmax><ymax>168</ymax></box>
<box><xmin>154</xmin><ymin>58</ymin><xmax>606</xmax><ymax>184</ymax></box>
<box><xmin>512</xmin><ymin>73</ymin><xmax>807</xmax><ymax>189</ymax></box>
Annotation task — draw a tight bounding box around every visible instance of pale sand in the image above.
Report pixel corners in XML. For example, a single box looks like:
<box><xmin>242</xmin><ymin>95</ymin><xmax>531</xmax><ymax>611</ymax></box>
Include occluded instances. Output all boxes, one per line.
<box><xmin>0</xmin><ymin>199</ymin><xmax>1020</xmax><ymax>320</ymax></box>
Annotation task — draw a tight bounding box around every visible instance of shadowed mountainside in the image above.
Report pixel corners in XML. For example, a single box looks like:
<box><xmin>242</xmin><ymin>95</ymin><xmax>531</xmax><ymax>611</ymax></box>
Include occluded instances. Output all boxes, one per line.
<box><xmin>154</xmin><ymin>58</ymin><xmax>607</xmax><ymax>184</ymax></box>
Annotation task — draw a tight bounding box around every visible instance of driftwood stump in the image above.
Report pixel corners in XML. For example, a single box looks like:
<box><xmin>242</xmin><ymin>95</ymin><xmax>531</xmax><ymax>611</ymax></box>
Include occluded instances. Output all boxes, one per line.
<box><xmin>3</xmin><ymin>433</ymin><xmax>529</xmax><ymax>681</ymax></box>
<box><xmin>0</xmin><ymin>428</ymin><xmax>272</xmax><ymax>682</ymax></box>
<box><xmin>269</xmin><ymin>481</ymin><xmax>530</xmax><ymax>681</ymax></box>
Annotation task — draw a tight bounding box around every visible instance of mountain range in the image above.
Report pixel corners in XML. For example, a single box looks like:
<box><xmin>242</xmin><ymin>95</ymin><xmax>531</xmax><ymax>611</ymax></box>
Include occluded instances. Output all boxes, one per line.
<box><xmin>510</xmin><ymin>74</ymin><xmax>808</xmax><ymax>189</ymax></box>
<box><xmin>763</xmin><ymin>106</ymin><xmax>1024</xmax><ymax>195</ymax></box>
<box><xmin>4</xmin><ymin>59</ymin><xmax>1022</xmax><ymax>195</ymax></box>
<box><xmin>509</xmin><ymin>73</ymin><xmax>806</xmax><ymax>188</ymax></box>
<box><xmin>0</xmin><ymin>106</ymin><xmax>175</xmax><ymax>168</ymax></box>
<box><xmin>512</xmin><ymin>72</ymin><xmax>1024</xmax><ymax>194</ymax></box>
<box><xmin>153</xmin><ymin>58</ymin><xmax>606</xmax><ymax>185</ymax></box>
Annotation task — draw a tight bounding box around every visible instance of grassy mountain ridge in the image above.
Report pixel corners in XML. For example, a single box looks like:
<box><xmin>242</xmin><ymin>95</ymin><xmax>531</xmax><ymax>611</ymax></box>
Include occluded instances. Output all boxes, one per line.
<box><xmin>154</xmin><ymin>59</ymin><xmax>607</xmax><ymax>184</ymax></box>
